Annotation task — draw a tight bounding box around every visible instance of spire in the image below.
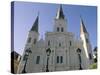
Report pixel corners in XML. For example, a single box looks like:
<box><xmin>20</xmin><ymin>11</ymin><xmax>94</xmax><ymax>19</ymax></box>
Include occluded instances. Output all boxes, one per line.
<box><xmin>30</xmin><ymin>13</ymin><xmax>39</xmax><ymax>32</ymax></box>
<box><xmin>56</xmin><ymin>5</ymin><xmax>65</xmax><ymax>19</ymax></box>
<box><xmin>80</xmin><ymin>16</ymin><xmax>88</xmax><ymax>34</ymax></box>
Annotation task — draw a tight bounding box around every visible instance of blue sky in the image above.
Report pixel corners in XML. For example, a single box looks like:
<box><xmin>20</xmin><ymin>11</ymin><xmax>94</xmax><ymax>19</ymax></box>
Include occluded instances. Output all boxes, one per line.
<box><xmin>13</xmin><ymin>1</ymin><xmax>97</xmax><ymax>55</ymax></box>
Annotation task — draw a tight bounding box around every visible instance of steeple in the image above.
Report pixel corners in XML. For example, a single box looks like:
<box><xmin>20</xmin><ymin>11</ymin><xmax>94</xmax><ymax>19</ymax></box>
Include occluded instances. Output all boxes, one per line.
<box><xmin>56</xmin><ymin>5</ymin><xmax>65</xmax><ymax>19</ymax></box>
<box><xmin>80</xmin><ymin>17</ymin><xmax>88</xmax><ymax>34</ymax></box>
<box><xmin>80</xmin><ymin>16</ymin><xmax>93</xmax><ymax>65</ymax></box>
<box><xmin>30</xmin><ymin>14</ymin><xmax>39</xmax><ymax>32</ymax></box>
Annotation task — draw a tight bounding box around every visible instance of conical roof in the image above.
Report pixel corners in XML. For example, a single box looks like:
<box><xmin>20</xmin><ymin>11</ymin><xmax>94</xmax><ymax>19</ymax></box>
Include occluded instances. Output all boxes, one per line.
<box><xmin>30</xmin><ymin>15</ymin><xmax>39</xmax><ymax>32</ymax></box>
<box><xmin>56</xmin><ymin>5</ymin><xmax>65</xmax><ymax>19</ymax></box>
<box><xmin>80</xmin><ymin>17</ymin><xmax>88</xmax><ymax>34</ymax></box>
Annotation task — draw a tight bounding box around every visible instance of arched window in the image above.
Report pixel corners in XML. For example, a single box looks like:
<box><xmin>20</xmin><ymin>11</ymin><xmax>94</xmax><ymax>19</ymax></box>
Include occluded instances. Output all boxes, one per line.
<box><xmin>57</xmin><ymin>27</ymin><xmax>59</xmax><ymax>32</ymax></box>
<box><xmin>61</xmin><ymin>27</ymin><xmax>64</xmax><ymax>32</ymax></box>
<box><xmin>34</xmin><ymin>38</ymin><xmax>37</xmax><ymax>44</ymax></box>
<box><xmin>28</xmin><ymin>37</ymin><xmax>31</xmax><ymax>43</ymax></box>
<box><xmin>60</xmin><ymin>56</ymin><xmax>63</xmax><ymax>63</ymax></box>
<box><xmin>57</xmin><ymin>56</ymin><xmax>63</xmax><ymax>64</ymax></box>
<box><xmin>48</xmin><ymin>40</ymin><xmax>50</xmax><ymax>46</ymax></box>
<box><xmin>70</xmin><ymin>41</ymin><xmax>71</xmax><ymax>46</ymax></box>
<box><xmin>59</xmin><ymin>43</ymin><xmax>61</xmax><ymax>47</ymax></box>
<box><xmin>57</xmin><ymin>56</ymin><xmax>59</xmax><ymax>63</ymax></box>
<box><xmin>36</xmin><ymin>56</ymin><xmax>40</xmax><ymax>64</ymax></box>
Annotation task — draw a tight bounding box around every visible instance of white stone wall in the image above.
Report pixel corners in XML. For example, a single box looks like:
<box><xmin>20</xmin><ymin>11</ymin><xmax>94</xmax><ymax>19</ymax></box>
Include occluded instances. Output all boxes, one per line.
<box><xmin>17</xmin><ymin>31</ymin><xmax>39</xmax><ymax>73</ymax></box>
<box><xmin>18</xmin><ymin>30</ymin><xmax>90</xmax><ymax>73</ymax></box>
<box><xmin>17</xmin><ymin>12</ymin><xmax>92</xmax><ymax>73</ymax></box>
<box><xmin>80</xmin><ymin>32</ymin><xmax>93</xmax><ymax>67</ymax></box>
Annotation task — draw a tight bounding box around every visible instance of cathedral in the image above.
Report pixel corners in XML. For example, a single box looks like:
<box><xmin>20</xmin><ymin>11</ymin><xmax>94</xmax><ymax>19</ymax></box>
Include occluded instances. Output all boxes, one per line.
<box><xmin>17</xmin><ymin>5</ymin><xmax>93</xmax><ymax>73</ymax></box>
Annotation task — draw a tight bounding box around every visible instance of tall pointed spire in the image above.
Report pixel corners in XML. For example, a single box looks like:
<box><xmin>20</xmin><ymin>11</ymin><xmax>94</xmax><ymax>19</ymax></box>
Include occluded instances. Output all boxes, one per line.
<box><xmin>80</xmin><ymin>16</ymin><xmax>88</xmax><ymax>34</ymax></box>
<box><xmin>30</xmin><ymin>13</ymin><xmax>39</xmax><ymax>32</ymax></box>
<box><xmin>56</xmin><ymin>5</ymin><xmax>65</xmax><ymax>19</ymax></box>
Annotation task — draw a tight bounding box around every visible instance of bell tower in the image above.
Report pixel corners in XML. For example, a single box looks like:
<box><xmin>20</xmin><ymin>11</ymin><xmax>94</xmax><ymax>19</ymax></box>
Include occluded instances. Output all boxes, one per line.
<box><xmin>80</xmin><ymin>17</ymin><xmax>93</xmax><ymax>65</ymax></box>
<box><xmin>26</xmin><ymin>15</ymin><xmax>39</xmax><ymax>49</ymax></box>
<box><xmin>17</xmin><ymin>15</ymin><xmax>39</xmax><ymax>73</ymax></box>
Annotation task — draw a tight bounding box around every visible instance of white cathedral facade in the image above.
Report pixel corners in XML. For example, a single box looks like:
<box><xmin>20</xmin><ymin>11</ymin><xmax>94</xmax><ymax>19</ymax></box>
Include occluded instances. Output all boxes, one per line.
<box><xmin>17</xmin><ymin>5</ymin><xmax>94</xmax><ymax>73</ymax></box>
